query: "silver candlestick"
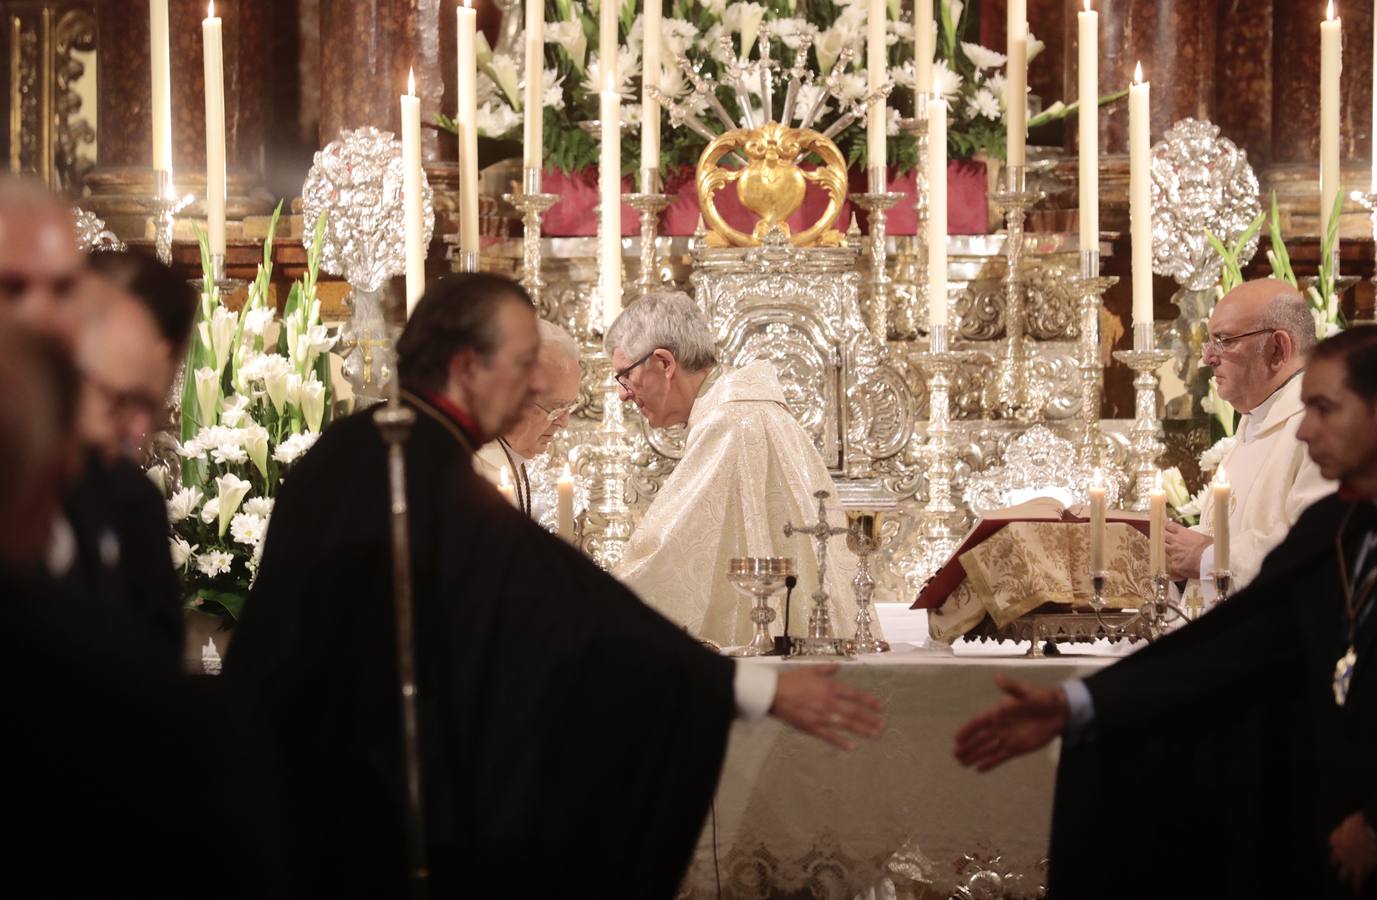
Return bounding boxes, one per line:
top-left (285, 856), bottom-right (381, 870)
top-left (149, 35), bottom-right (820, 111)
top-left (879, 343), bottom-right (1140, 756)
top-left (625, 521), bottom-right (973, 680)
top-left (582, 370), bottom-right (635, 571)
top-left (1069, 249), bottom-right (1118, 468)
top-left (894, 108), bottom-right (929, 341)
top-left (1112, 322), bottom-right (1173, 510)
top-left (783, 490), bottom-right (853, 657)
top-left (503, 167), bottom-right (559, 309)
top-left (986, 166), bottom-right (1046, 422)
top-left (852, 168), bottom-right (905, 344)
top-left (845, 511), bottom-right (889, 654)
top-left (153, 169), bottom-right (195, 267)
top-left (1212, 568), bottom-right (1233, 605)
top-left (911, 323), bottom-right (967, 586)
top-left (626, 185), bottom-right (672, 298)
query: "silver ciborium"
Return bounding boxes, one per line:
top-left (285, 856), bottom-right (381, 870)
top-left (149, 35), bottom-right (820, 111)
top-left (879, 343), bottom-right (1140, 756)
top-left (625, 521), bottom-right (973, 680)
top-left (726, 557), bottom-right (796, 657)
top-left (844, 511), bottom-right (889, 654)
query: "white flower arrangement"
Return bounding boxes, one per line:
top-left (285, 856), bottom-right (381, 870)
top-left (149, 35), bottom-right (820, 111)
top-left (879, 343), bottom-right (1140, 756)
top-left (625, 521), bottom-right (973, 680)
top-left (164, 206), bottom-right (335, 624)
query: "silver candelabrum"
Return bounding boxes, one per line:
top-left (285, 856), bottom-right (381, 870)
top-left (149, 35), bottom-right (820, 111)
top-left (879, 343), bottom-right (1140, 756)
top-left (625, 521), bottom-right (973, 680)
top-left (1112, 322), bottom-right (1173, 510)
top-left (986, 166), bottom-right (1046, 422)
top-left (503, 167), bottom-right (559, 309)
top-left (911, 323), bottom-right (967, 585)
top-left (1069, 249), bottom-right (1117, 468)
top-left (153, 169), bottom-right (195, 268)
top-left (581, 368), bottom-right (635, 571)
top-left (893, 109), bottom-right (929, 341)
top-left (845, 510), bottom-right (889, 654)
top-left (783, 490), bottom-right (853, 657)
top-left (852, 166), bottom-right (905, 344)
top-left (627, 168), bottom-right (672, 298)
top-left (1089, 572), bottom-right (1194, 641)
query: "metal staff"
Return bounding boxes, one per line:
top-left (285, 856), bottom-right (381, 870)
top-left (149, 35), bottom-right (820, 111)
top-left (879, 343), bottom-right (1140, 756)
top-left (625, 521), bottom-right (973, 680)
top-left (374, 322), bottom-right (429, 899)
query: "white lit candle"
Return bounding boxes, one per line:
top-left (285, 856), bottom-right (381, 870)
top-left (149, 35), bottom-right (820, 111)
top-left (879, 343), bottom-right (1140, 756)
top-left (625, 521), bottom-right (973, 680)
top-left (600, 0), bottom-right (618, 91)
top-left (498, 466), bottom-right (517, 507)
top-left (457, 1), bottom-right (481, 259)
top-left (1148, 469), bottom-right (1166, 577)
top-left (1005, 0), bottom-right (1027, 169)
top-left (1088, 468), bottom-right (1106, 573)
top-left (523, 0), bottom-right (544, 175)
top-left (1371, 0), bottom-right (1377, 190)
top-left (402, 69), bottom-right (425, 316)
top-left (640, 0), bottom-right (661, 191)
top-left (914, 0), bottom-right (933, 94)
top-left (1129, 62), bottom-right (1152, 326)
top-left (1321, 1), bottom-right (1342, 237)
top-left (202, 1), bottom-right (226, 258)
top-left (1212, 465), bottom-right (1232, 573)
top-left (150, 0), bottom-right (172, 183)
top-left (866, 0), bottom-right (887, 178)
top-left (1077, 0), bottom-right (1099, 254)
top-left (927, 93), bottom-right (947, 328)
top-left (599, 88), bottom-right (622, 330)
top-left (557, 462), bottom-right (575, 541)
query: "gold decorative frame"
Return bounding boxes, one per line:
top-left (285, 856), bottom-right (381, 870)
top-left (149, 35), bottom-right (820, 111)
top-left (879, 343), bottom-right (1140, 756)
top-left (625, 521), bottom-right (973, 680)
top-left (696, 121), bottom-right (847, 248)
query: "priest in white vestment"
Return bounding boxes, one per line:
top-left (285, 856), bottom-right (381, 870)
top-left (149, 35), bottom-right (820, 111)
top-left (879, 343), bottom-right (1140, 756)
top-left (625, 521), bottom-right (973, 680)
top-left (605, 292), bottom-right (873, 649)
top-left (1166, 279), bottom-right (1335, 596)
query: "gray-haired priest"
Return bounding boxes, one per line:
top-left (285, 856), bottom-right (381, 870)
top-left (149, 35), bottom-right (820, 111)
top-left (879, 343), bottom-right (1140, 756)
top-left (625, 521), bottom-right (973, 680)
top-left (606, 291), bottom-right (878, 649)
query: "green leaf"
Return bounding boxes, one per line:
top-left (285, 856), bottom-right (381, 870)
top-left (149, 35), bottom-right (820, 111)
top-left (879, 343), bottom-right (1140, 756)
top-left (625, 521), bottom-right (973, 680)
top-left (1268, 191), bottom-right (1297, 287)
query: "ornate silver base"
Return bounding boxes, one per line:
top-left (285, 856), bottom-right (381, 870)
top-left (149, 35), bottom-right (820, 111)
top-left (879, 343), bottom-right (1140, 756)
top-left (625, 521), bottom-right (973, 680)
top-left (1069, 250), bottom-right (1117, 468)
top-left (626, 192), bottom-right (672, 298)
top-left (908, 326), bottom-right (970, 587)
top-left (1112, 324), bottom-right (1173, 510)
top-left (503, 180), bottom-right (559, 309)
top-left (581, 366), bottom-right (635, 571)
top-left (1212, 568), bottom-right (1233, 605)
top-left (852, 185), bottom-right (905, 344)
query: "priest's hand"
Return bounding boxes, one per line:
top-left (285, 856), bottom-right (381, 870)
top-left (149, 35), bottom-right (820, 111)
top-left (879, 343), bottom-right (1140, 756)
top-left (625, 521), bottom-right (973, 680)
top-left (1330, 812), bottom-right (1377, 891)
top-left (770, 663), bottom-right (885, 751)
top-left (953, 673), bottom-right (1068, 772)
top-left (1165, 521), bottom-right (1212, 580)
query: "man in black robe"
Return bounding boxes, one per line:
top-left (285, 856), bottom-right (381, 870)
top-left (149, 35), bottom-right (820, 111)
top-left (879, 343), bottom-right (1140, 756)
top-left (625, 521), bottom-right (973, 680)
top-left (225, 273), bottom-right (885, 899)
top-left (952, 326), bottom-right (1377, 899)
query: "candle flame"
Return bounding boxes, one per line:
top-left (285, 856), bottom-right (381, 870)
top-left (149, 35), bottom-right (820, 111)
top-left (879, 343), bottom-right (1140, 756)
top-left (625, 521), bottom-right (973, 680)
top-left (1215, 464), bottom-right (1229, 486)
top-left (1133, 61), bottom-right (1144, 84)
top-left (562, 461), bottom-right (573, 479)
top-left (1083, 0), bottom-right (1092, 10)
top-left (463, 0), bottom-right (472, 8)
top-left (1327, 0), bottom-right (1336, 21)
top-left (407, 68), bottom-right (416, 97)
top-left (1091, 467), bottom-right (1104, 488)
top-left (208, 0), bottom-right (214, 17)
top-left (1153, 469), bottom-right (1163, 490)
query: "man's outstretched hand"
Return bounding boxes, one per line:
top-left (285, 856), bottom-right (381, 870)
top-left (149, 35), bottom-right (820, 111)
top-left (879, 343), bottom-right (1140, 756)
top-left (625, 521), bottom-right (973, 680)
top-left (954, 673), bottom-right (1069, 772)
top-left (770, 663), bottom-right (885, 751)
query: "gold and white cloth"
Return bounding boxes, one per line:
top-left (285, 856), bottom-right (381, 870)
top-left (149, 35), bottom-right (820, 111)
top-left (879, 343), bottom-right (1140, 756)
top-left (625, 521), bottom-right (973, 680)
top-left (615, 361), bottom-right (872, 648)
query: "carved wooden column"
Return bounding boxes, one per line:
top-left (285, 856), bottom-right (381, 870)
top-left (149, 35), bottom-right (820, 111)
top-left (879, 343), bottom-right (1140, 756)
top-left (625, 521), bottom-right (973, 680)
top-left (86, 0), bottom-right (271, 238)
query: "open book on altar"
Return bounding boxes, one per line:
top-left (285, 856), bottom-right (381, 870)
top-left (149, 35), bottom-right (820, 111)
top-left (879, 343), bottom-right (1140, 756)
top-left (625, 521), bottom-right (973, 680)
top-left (914, 497), bottom-right (1153, 643)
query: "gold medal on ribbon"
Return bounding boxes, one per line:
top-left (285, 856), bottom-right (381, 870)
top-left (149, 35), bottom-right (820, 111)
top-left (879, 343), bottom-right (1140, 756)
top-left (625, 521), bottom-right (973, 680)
top-left (1334, 645), bottom-right (1358, 706)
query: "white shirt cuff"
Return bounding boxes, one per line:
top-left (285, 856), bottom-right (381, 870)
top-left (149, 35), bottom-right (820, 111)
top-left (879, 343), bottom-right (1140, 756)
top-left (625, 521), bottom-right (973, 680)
top-left (1062, 678), bottom-right (1095, 737)
top-left (733, 661), bottom-right (778, 721)
top-left (1199, 544), bottom-right (1217, 603)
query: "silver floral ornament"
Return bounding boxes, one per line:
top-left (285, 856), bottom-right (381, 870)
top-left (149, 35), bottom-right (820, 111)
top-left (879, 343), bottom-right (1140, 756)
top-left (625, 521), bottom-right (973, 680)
top-left (300, 126), bottom-right (436, 293)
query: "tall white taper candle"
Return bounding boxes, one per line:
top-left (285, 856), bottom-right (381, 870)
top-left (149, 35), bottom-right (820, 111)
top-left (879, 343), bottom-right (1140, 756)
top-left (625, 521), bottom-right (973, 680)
top-left (599, 89), bottom-right (622, 330)
top-left (640, 0), bottom-right (661, 190)
top-left (927, 93), bottom-right (947, 327)
top-left (202, 2), bottom-right (226, 257)
top-left (1005, 0), bottom-right (1027, 168)
top-left (1129, 62), bottom-right (1152, 326)
top-left (402, 69), bottom-right (425, 316)
top-left (1077, 1), bottom-right (1099, 254)
top-left (457, 1), bottom-right (481, 258)
top-left (1321, 1), bottom-right (1343, 238)
top-left (523, 0), bottom-right (544, 174)
top-left (150, 0), bottom-right (173, 184)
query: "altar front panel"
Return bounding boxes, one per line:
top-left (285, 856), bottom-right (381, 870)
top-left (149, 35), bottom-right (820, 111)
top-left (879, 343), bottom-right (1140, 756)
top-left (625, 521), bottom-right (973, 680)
top-left (678, 648), bottom-right (1116, 900)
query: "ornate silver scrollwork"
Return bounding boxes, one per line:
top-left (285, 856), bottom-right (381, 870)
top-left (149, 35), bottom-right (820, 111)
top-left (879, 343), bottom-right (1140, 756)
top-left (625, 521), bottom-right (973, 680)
top-left (1151, 118), bottom-right (1261, 292)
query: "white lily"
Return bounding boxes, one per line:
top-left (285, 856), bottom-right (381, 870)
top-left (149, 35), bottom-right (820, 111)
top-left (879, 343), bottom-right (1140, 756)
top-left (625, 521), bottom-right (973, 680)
top-left (722, 2), bottom-right (766, 57)
top-left (546, 20), bottom-right (586, 72)
top-left (215, 472), bottom-right (252, 538)
top-left (204, 306), bottom-right (238, 374)
top-left (242, 306), bottom-right (273, 338)
top-left (240, 424), bottom-right (270, 478)
top-left (299, 376), bottom-right (326, 434)
top-left (485, 53), bottom-right (523, 108)
top-left (194, 367), bottom-right (220, 429)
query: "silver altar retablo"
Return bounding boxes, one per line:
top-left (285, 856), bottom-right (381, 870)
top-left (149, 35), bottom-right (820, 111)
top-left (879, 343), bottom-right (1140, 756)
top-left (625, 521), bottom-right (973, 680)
top-left (725, 557), bottom-right (796, 657)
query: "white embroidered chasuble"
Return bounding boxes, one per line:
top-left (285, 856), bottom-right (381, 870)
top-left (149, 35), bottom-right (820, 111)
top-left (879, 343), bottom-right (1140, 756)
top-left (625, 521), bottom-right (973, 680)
top-left (615, 360), bottom-right (873, 648)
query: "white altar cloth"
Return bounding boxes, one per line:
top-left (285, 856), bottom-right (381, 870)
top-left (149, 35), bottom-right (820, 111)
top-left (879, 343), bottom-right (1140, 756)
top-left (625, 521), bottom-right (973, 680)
top-left (678, 621), bottom-right (1136, 899)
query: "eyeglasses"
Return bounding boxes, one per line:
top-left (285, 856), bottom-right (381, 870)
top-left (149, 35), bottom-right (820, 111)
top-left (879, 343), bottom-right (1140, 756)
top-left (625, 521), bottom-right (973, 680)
top-left (533, 399), bottom-right (575, 423)
top-left (1203, 328), bottom-right (1276, 355)
top-left (614, 350), bottom-right (657, 390)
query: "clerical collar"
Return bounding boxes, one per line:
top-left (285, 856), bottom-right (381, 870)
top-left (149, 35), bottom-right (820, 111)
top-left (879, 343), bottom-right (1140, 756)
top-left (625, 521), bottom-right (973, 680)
top-left (408, 387), bottom-right (482, 447)
top-left (1238, 368), bottom-right (1303, 443)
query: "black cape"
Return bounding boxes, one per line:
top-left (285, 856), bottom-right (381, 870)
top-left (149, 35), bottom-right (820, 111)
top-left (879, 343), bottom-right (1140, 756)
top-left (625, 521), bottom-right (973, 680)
top-left (61, 454), bottom-right (185, 670)
top-left (1047, 494), bottom-right (1377, 899)
top-left (225, 391), bottom-right (736, 899)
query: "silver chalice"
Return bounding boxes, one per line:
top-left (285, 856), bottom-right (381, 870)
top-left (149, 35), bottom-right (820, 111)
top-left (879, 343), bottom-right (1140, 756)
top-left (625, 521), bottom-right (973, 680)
top-left (845, 511), bottom-right (889, 654)
top-left (726, 557), bottom-right (796, 657)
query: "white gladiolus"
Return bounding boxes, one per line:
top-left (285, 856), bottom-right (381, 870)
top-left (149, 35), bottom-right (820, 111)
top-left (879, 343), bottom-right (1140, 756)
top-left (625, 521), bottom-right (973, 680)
top-left (241, 424), bottom-right (270, 477)
top-left (256, 355), bottom-right (292, 413)
top-left (215, 473), bottom-right (252, 537)
top-left (205, 306), bottom-right (238, 374)
top-left (167, 487), bottom-right (204, 523)
top-left (286, 372), bottom-right (304, 408)
top-left (299, 376), bottom-right (326, 433)
top-left (242, 306), bottom-right (273, 337)
top-left (194, 367), bottom-right (220, 429)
